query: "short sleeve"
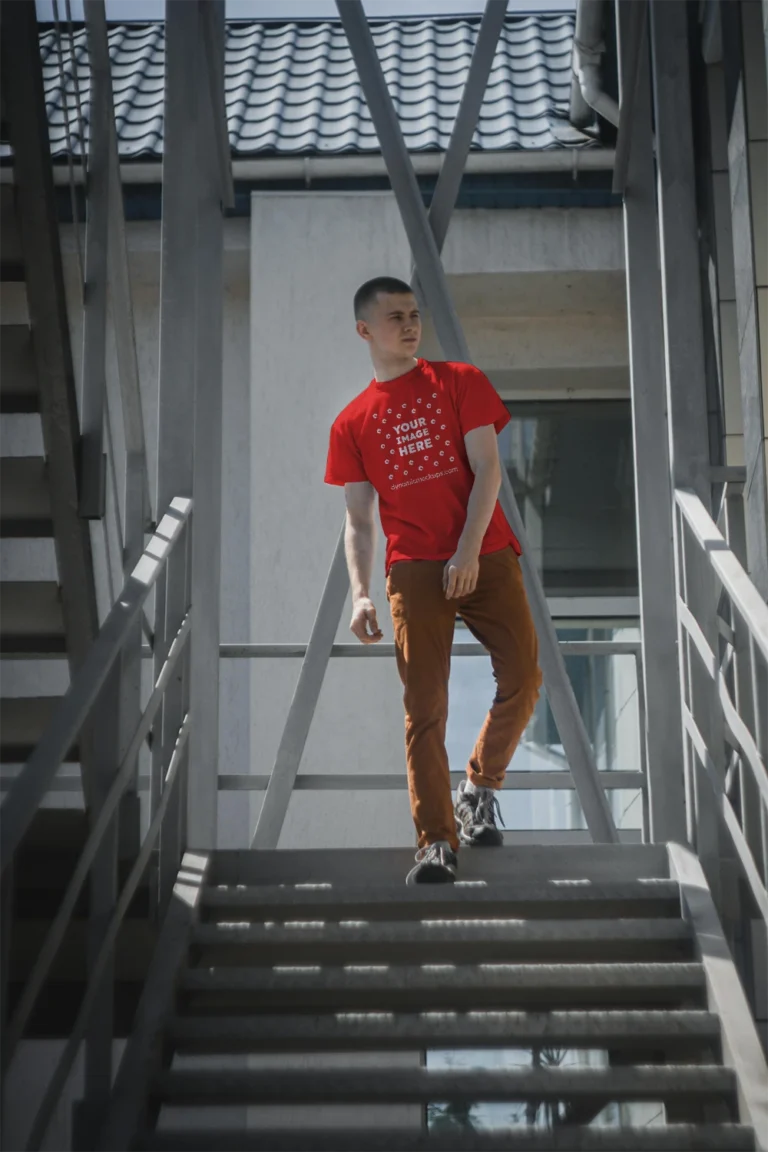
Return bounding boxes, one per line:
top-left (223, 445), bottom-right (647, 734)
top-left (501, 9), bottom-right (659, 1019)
top-left (452, 363), bottom-right (510, 437)
top-left (324, 418), bottom-right (369, 486)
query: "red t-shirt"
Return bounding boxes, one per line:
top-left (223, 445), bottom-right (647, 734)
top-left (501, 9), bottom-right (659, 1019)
top-left (324, 359), bottom-right (521, 574)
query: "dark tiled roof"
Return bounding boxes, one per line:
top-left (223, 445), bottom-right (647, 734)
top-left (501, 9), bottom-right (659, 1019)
top-left (37, 14), bottom-right (588, 160)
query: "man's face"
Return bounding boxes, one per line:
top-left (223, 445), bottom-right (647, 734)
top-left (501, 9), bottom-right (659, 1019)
top-left (357, 292), bottom-right (422, 357)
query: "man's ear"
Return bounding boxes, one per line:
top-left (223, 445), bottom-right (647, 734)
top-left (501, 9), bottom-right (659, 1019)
top-left (356, 319), bottom-right (371, 342)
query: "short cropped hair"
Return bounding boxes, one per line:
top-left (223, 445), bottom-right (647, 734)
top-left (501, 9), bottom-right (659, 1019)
top-left (353, 276), bottom-right (414, 320)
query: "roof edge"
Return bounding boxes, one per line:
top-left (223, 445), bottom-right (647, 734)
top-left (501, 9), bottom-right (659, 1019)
top-left (0, 147), bottom-right (614, 185)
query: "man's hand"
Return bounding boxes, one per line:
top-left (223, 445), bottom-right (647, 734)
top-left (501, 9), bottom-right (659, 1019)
top-left (443, 547), bottom-right (480, 599)
top-left (350, 596), bottom-right (383, 644)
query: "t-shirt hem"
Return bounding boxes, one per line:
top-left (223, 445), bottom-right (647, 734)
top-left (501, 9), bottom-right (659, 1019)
top-left (385, 537), bottom-right (521, 575)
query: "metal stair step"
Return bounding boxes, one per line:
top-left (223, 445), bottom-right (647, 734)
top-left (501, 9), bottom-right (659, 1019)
top-left (152, 1064), bottom-right (736, 1108)
top-left (180, 962), bottom-right (706, 1012)
top-left (0, 325), bottom-right (37, 413)
top-left (168, 1007), bottom-right (722, 1057)
top-left (191, 918), bottom-right (694, 966)
top-left (201, 880), bottom-right (684, 923)
top-left (0, 581), bottom-right (65, 654)
top-left (138, 1125), bottom-right (757, 1152)
top-left (0, 457), bottom-right (52, 537)
top-left (210, 845), bottom-right (670, 887)
top-left (0, 696), bottom-right (78, 762)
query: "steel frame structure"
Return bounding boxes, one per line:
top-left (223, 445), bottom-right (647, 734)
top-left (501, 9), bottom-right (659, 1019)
top-left (2, 2), bottom-right (768, 1142)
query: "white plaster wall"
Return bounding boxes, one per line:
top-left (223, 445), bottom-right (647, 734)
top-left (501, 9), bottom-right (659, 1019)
top-left (249, 192), bottom-right (415, 850)
top-left (440, 207), bottom-right (625, 275)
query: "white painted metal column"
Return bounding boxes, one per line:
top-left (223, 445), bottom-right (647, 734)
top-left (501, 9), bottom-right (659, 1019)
top-left (187, 0), bottom-right (231, 850)
top-left (616, 0), bottom-right (687, 845)
top-left (650, 0), bottom-right (726, 893)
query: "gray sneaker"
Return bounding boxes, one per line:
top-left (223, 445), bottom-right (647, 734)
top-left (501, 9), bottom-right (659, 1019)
top-left (455, 779), bottom-right (505, 846)
top-left (405, 841), bottom-right (458, 885)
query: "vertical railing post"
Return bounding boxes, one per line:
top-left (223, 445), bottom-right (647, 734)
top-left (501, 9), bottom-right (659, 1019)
top-left (187, 0), bottom-right (228, 850)
top-left (157, 1), bottom-right (228, 855)
top-left (84, 0), bottom-right (153, 861)
top-left (615, 0), bottom-right (687, 844)
top-left (155, 0), bottom-right (201, 868)
top-left (73, 666), bottom-right (121, 1150)
top-left (79, 5), bottom-right (108, 520)
top-left (650, 0), bottom-right (727, 893)
top-left (158, 536), bottom-right (187, 914)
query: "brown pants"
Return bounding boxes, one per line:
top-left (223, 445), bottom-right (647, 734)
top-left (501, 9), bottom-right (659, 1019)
top-left (386, 546), bottom-right (542, 852)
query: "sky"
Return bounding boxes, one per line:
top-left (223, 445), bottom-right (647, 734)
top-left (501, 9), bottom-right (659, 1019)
top-left (36, 0), bottom-right (575, 20)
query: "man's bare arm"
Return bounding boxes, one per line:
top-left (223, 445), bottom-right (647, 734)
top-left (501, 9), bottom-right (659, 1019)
top-left (444, 424), bottom-right (502, 599)
top-left (344, 481), bottom-right (383, 644)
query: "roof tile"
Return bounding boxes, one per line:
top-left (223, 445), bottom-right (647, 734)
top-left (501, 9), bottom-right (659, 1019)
top-left (34, 13), bottom-right (588, 160)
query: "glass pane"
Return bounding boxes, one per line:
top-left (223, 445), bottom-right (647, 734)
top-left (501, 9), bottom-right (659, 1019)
top-left (499, 401), bottom-right (637, 596)
top-left (447, 623), bottom-right (643, 833)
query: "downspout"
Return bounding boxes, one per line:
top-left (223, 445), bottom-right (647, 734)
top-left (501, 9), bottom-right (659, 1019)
top-left (570, 0), bottom-right (620, 129)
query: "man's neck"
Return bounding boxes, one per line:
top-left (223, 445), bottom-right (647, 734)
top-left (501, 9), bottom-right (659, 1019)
top-left (372, 352), bottom-right (419, 383)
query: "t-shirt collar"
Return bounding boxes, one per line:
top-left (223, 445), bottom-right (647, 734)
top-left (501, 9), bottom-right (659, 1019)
top-left (372, 358), bottom-right (424, 392)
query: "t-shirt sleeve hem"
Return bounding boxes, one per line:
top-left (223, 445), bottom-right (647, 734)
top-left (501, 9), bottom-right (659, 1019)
top-left (324, 473), bottom-right (368, 486)
top-left (462, 409), bottom-right (511, 436)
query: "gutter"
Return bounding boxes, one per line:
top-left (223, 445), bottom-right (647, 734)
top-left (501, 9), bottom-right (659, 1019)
top-left (0, 148), bottom-right (615, 186)
top-left (570, 0), bottom-right (620, 130)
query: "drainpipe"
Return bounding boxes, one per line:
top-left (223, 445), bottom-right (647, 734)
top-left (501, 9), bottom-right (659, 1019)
top-left (570, 0), bottom-right (620, 129)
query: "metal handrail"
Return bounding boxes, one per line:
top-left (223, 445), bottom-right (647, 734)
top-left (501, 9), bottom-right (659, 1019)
top-left (219, 640), bottom-right (643, 659)
top-left (674, 487), bottom-right (768, 925)
top-left (24, 715), bottom-right (191, 1152)
top-left (2, 611), bottom-right (191, 1068)
top-left (0, 498), bottom-right (191, 873)
top-left (0, 498), bottom-right (192, 1149)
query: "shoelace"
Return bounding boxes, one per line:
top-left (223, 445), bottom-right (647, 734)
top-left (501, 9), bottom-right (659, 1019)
top-left (475, 790), bottom-right (506, 828)
top-left (415, 843), bottom-right (451, 863)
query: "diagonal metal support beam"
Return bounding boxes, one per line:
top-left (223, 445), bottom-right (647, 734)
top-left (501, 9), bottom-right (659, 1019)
top-left (412, 0), bottom-right (508, 282)
top-left (250, 8), bottom-right (509, 853)
top-left (251, 0), bottom-right (618, 849)
top-left (338, 0), bottom-right (617, 845)
top-left (252, 525), bottom-right (350, 848)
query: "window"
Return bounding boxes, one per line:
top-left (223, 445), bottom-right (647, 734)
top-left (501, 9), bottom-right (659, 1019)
top-left (500, 401), bottom-right (637, 596)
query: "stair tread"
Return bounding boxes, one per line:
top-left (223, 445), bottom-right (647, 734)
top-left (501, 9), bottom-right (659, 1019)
top-left (210, 845), bottom-right (669, 887)
top-left (0, 580), bottom-right (64, 652)
top-left (139, 1126), bottom-right (757, 1152)
top-left (201, 880), bottom-right (683, 922)
top-left (192, 918), bottom-right (692, 965)
top-left (181, 962), bottom-right (706, 1012)
top-left (184, 961), bottom-right (704, 988)
top-left (155, 1063), bottom-right (736, 1104)
top-left (0, 457), bottom-right (52, 535)
top-left (0, 696), bottom-right (78, 761)
top-left (0, 324), bottom-right (37, 412)
top-left (169, 1007), bottom-right (722, 1053)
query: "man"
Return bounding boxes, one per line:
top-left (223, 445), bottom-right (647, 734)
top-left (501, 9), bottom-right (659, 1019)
top-left (325, 276), bottom-right (542, 885)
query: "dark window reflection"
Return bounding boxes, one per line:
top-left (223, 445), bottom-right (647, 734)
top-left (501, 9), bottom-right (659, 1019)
top-left (500, 401), bottom-right (637, 596)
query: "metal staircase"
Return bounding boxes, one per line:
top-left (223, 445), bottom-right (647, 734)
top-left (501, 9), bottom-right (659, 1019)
top-left (2, 2), bottom-right (768, 1150)
top-left (0, 60), bottom-right (99, 774)
top-left (99, 844), bottom-right (762, 1151)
